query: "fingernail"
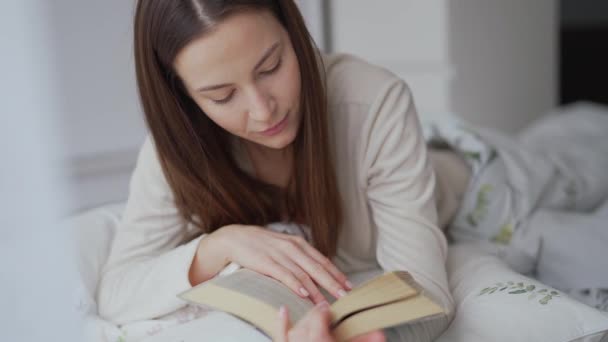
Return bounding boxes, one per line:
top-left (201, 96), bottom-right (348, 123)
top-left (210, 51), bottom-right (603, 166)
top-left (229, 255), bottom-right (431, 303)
top-left (299, 287), bottom-right (310, 297)
top-left (316, 301), bottom-right (329, 310)
top-left (345, 280), bottom-right (354, 290)
top-left (279, 305), bottom-right (287, 318)
top-left (337, 289), bottom-right (347, 297)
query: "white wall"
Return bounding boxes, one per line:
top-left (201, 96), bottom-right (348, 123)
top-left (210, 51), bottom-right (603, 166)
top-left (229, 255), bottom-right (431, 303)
top-left (52, 0), bottom-right (146, 212)
top-left (52, 0), bottom-right (146, 157)
top-left (330, 0), bottom-right (454, 121)
top-left (329, 0), bottom-right (558, 132)
top-left (448, 0), bottom-right (558, 132)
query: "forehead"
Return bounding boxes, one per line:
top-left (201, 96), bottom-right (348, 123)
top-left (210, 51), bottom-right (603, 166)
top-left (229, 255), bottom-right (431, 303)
top-left (174, 10), bottom-right (285, 89)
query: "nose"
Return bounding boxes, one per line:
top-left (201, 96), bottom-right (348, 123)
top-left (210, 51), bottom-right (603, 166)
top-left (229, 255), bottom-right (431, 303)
top-left (246, 86), bottom-right (275, 122)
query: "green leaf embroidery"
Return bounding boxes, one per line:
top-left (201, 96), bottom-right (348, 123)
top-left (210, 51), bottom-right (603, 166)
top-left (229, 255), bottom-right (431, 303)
top-left (509, 289), bottom-right (527, 294)
top-left (466, 184), bottom-right (493, 227)
top-left (115, 330), bottom-right (128, 342)
top-left (463, 151), bottom-right (482, 162)
top-left (540, 295), bottom-right (552, 305)
top-left (479, 287), bottom-right (491, 295)
top-left (492, 223), bottom-right (514, 245)
top-left (478, 281), bottom-right (559, 305)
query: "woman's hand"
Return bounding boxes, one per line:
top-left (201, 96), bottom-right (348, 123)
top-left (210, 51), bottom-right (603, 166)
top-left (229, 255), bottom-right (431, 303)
top-left (275, 303), bottom-right (386, 342)
top-left (204, 224), bottom-right (352, 304)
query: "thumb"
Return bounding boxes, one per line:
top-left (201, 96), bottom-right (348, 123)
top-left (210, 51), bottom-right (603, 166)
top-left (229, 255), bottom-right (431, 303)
top-left (274, 305), bottom-right (290, 342)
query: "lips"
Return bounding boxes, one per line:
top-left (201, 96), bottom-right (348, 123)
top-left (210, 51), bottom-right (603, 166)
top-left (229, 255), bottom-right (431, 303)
top-left (260, 114), bottom-right (288, 136)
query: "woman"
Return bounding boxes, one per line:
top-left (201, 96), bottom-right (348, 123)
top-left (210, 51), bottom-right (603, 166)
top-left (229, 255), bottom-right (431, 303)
top-left (98, 0), bottom-right (455, 340)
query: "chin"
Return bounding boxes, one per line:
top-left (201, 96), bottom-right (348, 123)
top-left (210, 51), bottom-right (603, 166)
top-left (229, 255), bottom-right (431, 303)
top-left (259, 127), bottom-right (298, 150)
top-left (266, 133), bottom-right (296, 149)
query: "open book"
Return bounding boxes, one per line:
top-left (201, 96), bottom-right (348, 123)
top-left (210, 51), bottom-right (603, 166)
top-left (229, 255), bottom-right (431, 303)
top-left (179, 269), bottom-right (445, 341)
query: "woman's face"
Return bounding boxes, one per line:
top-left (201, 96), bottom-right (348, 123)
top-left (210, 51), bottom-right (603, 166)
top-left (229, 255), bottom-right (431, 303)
top-left (174, 10), bottom-right (302, 151)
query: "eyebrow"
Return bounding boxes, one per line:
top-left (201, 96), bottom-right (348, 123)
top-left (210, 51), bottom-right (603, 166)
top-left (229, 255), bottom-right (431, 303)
top-left (196, 42), bottom-right (281, 92)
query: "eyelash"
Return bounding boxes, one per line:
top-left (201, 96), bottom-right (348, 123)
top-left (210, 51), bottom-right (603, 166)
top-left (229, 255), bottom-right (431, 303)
top-left (261, 58), bottom-right (282, 76)
top-left (213, 90), bottom-right (235, 105)
top-left (212, 59), bottom-right (282, 105)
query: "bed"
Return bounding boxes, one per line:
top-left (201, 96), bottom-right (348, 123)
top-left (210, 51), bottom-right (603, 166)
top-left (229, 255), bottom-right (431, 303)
top-left (68, 201), bottom-right (608, 342)
top-left (68, 103), bottom-right (608, 341)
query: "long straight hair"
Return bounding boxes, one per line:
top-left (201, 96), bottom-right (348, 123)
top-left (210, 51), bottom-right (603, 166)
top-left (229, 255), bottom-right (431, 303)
top-left (133, 0), bottom-right (342, 257)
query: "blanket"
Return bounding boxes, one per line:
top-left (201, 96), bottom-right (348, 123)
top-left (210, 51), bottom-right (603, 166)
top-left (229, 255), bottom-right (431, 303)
top-left (423, 102), bottom-right (608, 311)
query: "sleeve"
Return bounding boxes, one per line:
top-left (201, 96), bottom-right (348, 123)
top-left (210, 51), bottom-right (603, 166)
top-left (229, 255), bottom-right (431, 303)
top-left (362, 80), bottom-right (455, 319)
top-left (97, 136), bottom-right (205, 325)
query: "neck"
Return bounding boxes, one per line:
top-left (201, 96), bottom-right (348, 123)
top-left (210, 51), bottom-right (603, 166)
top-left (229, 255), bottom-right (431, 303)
top-left (244, 140), bottom-right (292, 164)
top-left (241, 139), bottom-right (294, 189)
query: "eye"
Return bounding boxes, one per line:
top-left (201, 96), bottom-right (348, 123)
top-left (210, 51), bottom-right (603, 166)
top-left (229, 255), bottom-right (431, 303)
top-left (260, 58), bottom-right (282, 76)
top-left (212, 90), bottom-right (235, 105)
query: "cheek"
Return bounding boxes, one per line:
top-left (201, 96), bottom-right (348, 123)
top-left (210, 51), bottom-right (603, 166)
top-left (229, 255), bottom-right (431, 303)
top-left (279, 58), bottom-right (301, 108)
top-left (195, 101), bottom-right (247, 134)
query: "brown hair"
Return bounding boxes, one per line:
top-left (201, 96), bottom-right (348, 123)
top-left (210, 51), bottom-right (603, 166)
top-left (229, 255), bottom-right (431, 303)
top-left (133, 0), bottom-right (342, 256)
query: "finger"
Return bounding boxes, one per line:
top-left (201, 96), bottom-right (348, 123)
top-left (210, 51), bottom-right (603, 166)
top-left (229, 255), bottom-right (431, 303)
top-left (288, 235), bottom-right (352, 290)
top-left (305, 302), bottom-right (334, 342)
top-left (279, 241), bottom-right (347, 299)
top-left (274, 305), bottom-right (289, 342)
top-left (291, 302), bottom-right (333, 342)
top-left (259, 260), bottom-right (310, 300)
top-left (274, 256), bottom-right (327, 304)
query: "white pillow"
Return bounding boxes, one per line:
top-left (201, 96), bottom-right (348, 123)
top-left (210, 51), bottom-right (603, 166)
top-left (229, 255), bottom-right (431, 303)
top-left (437, 243), bottom-right (608, 342)
top-left (64, 204), bottom-right (130, 342)
top-left (64, 203), bottom-right (124, 315)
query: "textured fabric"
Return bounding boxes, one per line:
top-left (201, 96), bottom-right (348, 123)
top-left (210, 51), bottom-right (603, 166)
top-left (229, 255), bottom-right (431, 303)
top-left (436, 243), bottom-right (608, 342)
top-left (97, 53), bottom-right (454, 339)
top-left (434, 103), bottom-right (608, 313)
top-left (440, 105), bottom-right (608, 274)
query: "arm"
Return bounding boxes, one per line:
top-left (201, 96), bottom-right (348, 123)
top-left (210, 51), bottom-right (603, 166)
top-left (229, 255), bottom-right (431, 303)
top-left (362, 80), bottom-right (455, 318)
top-left (97, 137), bottom-right (348, 324)
top-left (97, 137), bottom-right (206, 324)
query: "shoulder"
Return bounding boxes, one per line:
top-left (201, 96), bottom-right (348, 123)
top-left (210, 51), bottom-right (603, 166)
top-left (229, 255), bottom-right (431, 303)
top-left (320, 52), bottom-right (416, 141)
top-left (136, 135), bottom-right (161, 174)
top-left (131, 134), bottom-right (173, 198)
top-left (321, 52), bottom-right (408, 107)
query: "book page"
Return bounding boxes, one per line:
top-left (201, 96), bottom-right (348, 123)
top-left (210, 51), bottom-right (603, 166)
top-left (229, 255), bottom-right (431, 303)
top-left (209, 269), bottom-right (313, 318)
top-left (333, 294), bottom-right (445, 341)
top-left (330, 271), bottom-right (420, 324)
top-left (179, 269), bottom-right (314, 338)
